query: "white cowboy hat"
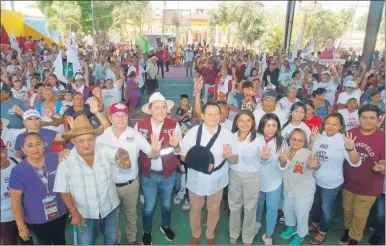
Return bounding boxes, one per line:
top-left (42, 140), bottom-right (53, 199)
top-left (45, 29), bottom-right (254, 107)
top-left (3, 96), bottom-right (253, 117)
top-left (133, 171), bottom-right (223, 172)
top-left (141, 92), bottom-right (174, 114)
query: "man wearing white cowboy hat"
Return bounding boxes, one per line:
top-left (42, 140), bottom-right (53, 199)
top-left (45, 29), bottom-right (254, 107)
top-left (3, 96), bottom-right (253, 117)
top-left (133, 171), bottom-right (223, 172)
top-left (95, 102), bottom-right (164, 245)
top-left (337, 80), bottom-right (366, 109)
top-left (135, 92), bottom-right (183, 245)
top-left (54, 117), bottom-right (132, 245)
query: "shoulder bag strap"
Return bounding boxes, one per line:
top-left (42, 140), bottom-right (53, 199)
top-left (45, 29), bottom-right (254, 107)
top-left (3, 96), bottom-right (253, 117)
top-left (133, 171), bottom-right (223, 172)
top-left (205, 124), bottom-right (222, 149)
top-left (195, 124), bottom-right (203, 146)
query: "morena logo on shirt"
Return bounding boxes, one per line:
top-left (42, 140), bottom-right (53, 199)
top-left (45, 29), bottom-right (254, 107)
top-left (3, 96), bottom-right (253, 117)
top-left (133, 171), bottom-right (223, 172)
top-left (320, 144), bottom-right (329, 149)
top-left (126, 137), bottom-right (135, 142)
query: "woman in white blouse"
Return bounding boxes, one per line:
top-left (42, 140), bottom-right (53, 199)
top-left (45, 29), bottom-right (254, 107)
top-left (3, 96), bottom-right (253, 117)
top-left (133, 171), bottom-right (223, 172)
top-left (338, 98), bottom-right (359, 131)
top-left (228, 110), bottom-right (262, 245)
top-left (276, 86), bottom-right (300, 117)
top-left (308, 113), bottom-right (361, 245)
top-left (280, 128), bottom-right (320, 245)
top-left (255, 113), bottom-right (288, 245)
top-left (281, 102), bottom-right (312, 143)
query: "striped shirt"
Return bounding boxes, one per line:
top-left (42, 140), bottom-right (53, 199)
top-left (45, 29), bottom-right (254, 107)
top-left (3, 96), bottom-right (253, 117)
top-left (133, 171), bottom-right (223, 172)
top-left (53, 144), bottom-right (120, 219)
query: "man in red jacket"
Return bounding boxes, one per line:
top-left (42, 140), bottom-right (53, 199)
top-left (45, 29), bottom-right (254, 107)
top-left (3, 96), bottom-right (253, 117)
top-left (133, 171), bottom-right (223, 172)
top-left (155, 46), bottom-right (165, 78)
top-left (135, 92), bottom-right (183, 245)
top-left (340, 104), bottom-right (385, 245)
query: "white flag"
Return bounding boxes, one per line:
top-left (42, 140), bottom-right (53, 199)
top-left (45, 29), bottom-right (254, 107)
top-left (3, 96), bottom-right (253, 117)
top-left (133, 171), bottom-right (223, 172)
top-left (9, 31), bottom-right (20, 53)
top-left (66, 25), bottom-right (82, 74)
top-left (300, 39), bottom-right (315, 59)
top-left (53, 51), bottom-right (68, 83)
top-left (260, 52), bottom-right (266, 82)
top-left (291, 28), bottom-right (304, 62)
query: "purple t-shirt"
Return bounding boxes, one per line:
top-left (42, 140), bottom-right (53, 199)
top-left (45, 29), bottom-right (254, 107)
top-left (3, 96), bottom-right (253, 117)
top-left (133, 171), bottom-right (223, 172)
top-left (14, 128), bottom-right (57, 153)
top-left (9, 152), bottom-right (68, 224)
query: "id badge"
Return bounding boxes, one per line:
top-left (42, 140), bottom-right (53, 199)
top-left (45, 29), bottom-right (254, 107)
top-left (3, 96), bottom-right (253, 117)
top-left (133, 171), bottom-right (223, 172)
top-left (42, 195), bottom-right (59, 220)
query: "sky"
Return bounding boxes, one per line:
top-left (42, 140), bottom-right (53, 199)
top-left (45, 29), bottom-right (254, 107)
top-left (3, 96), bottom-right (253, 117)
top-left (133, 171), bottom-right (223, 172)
top-left (2, 1), bottom-right (371, 19)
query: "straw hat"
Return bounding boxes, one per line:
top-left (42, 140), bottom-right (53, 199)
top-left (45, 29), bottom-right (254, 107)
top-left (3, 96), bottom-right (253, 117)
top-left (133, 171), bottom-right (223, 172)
top-left (141, 92), bottom-right (174, 114)
top-left (61, 118), bottom-right (104, 140)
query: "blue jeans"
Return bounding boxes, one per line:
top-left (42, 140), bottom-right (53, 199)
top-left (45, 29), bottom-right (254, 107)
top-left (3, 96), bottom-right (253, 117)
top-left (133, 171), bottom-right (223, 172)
top-left (78, 206), bottom-right (119, 245)
top-left (256, 184), bottom-right (283, 235)
top-left (311, 184), bottom-right (342, 233)
top-left (175, 172), bottom-right (182, 194)
top-left (141, 172), bottom-right (176, 233)
top-left (374, 194), bottom-right (385, 242)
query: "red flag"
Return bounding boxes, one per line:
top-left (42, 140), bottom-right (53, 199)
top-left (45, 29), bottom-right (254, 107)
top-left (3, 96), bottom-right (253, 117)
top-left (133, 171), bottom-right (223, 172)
top-left (1, 24), bottom-right (10, 45)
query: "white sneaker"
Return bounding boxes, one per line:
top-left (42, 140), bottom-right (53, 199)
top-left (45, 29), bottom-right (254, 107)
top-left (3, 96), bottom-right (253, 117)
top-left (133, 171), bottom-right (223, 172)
top-left (262, 234), bottom-right (272, 245)
top-left (255, 221), bottom-right (262, 235)
top-left (182, 199), bottom-right (191, 210)
top-left (140, 194), bottom-right (144, 204)
top-left (174, 196), bottom-right (182, 205)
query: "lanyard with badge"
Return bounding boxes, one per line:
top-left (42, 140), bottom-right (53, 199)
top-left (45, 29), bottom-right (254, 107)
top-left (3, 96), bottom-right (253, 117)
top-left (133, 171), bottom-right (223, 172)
top-left (30, 159), bottom-right (60, 220)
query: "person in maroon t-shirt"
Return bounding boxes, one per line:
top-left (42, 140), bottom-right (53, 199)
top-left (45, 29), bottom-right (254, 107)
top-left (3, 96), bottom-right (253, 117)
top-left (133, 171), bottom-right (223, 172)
top-left (155, 46), bottom-right (165, 78)
top-left (340, 104), bottom-right (385, 245)
top-left (198, 60), bottom-right (218, 103)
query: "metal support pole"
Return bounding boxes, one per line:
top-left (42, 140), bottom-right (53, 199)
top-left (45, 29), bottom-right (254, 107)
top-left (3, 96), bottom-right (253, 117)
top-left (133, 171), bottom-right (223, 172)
top-left (91, 0), bottom-right (95, 43)
top-left (362, 0), bottom-right (384, 69)
top-left (162, 1), bottom-right (166, 45)
top-left (284, 0), bottom-right (296, 54)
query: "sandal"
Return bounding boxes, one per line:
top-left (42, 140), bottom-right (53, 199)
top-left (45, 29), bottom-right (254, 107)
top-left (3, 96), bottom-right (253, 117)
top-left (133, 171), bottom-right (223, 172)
top-left (230, 237), bottom-right (237, 245)
top-left (310, 233), bottom-right (326, 245)
top-left (309, 223), bottom-right (320, 233)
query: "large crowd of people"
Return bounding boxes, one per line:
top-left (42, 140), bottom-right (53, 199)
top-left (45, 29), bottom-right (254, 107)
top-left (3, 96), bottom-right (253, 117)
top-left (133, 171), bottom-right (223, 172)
top-left (0, 37), bottom-right (385, 246)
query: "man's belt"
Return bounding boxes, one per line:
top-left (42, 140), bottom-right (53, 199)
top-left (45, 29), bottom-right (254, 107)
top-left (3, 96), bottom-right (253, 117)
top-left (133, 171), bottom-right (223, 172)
top-left (150, 170), bottom-right (163, 176)
top-left (115, 180), bottom-right (134, 188)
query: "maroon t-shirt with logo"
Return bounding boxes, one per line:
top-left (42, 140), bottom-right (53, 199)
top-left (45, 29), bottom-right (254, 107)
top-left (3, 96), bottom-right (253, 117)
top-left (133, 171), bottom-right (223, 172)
top-left (343, 127), bottom-right (385, 197)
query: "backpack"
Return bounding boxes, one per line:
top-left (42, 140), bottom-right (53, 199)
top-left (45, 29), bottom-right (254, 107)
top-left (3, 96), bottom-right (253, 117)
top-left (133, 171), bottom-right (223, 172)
top-left (185, 124), bottom-right (226, 175)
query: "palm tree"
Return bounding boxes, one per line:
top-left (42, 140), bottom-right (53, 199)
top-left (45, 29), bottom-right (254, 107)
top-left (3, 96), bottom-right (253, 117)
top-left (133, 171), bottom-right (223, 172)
top-left (261, 25), bottom-right (284, 52)
top-left (44, 1), bottom-right (82, 44)
top-left (209, 2), bottom-right (239, 44)
top-left (111, 1), bottom-right (152, 42)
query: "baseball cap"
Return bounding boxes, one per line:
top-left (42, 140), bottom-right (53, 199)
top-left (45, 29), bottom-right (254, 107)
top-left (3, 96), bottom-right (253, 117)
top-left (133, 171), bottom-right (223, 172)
top-left (0, 83), bottom-right (11, 91)
top-left (345, 80), bottom-right (357, 88)
top-left (74, 74), bottom-right (84, 81)
top-left (12, 76), bottom-right (22, 83)
top-left (322, 71), bottom-right (331, 77)
top-left (262, 89), bottom-right (276, 100)
top-left (23, 109), bottom-right (41, 121)
top-left (109, 102), bottom-right (129, 115)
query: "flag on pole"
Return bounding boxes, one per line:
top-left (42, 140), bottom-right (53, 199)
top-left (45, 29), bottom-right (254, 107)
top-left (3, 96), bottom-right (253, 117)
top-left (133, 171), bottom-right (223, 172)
top-left (9, 31), bottom-right (20, 53)
top-left (291, 28), bottom-right (304, 62)
top-left (66, 25), bottom-right (82, 74)
top-left (53, 51), bottom-right (68, 83)
top-left (300, 39), bottom-right (315, 60)
top-left (259, 52), bottom-right (266, 82)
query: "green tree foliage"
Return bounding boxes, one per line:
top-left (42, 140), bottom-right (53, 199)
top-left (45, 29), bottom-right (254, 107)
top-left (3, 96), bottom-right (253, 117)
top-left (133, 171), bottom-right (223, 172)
top-left (111, 1), bottom-right (152, 41)
top-left (292, 5), bottom-right (354, 50)
top-left (40, 1), bottom-right (82, 43)
top-left (356, 13), bottom-right (368, 32)
top-left (233, 2), bottom-right (265, 46)
top-left (208, 2), bottom-right (239, 44)
top-left (261, 25), bottom-right (284, 51)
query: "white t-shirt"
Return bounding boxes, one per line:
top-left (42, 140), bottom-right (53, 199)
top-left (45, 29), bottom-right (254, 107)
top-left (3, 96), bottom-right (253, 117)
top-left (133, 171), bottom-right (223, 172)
top-left (1, 128), bottom-right (25, 158)
top-left (1, 162), bottom-right (16, 222)
top-left (231, 132), bottom-right (262, 173)
top-left (218, 75), bottom-right (233, 95)
top-left (338, 109), bottom-right (359, 131)
top-left (312, 132), bottom-right (361, 189)
top-left (253, 107), bottom-right (287, 129)
top-left (313, 80), bottom-right (338, 106)
top-left (276, 97), bottom-right (300, 118)
top-left (102, 87), bottom-right (122, 108)
top-left (336, 89), bottom-right (363, 105)
top-left (281, 121), bottom-right (311, 143)
top-left (11, 86), bottom-right (28, 102)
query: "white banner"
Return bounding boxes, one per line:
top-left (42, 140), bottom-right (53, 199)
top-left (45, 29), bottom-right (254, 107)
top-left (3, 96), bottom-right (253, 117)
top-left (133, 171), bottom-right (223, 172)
top-left (53, 51), bottom-right (68, 83)
top-left (9, 31), bottom-right (20, 53)
top-left (300, 39), bottom-right (314, 59)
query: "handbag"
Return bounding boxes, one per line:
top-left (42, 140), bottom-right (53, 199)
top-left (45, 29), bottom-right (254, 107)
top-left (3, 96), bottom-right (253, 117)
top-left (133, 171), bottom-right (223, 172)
top-left (185, 124), bottom-right (226, 174)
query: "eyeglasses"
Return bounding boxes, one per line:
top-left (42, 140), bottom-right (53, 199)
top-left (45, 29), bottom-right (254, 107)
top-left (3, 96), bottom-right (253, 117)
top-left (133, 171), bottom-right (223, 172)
top-left (26, 117), bottom-right (40, 121)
